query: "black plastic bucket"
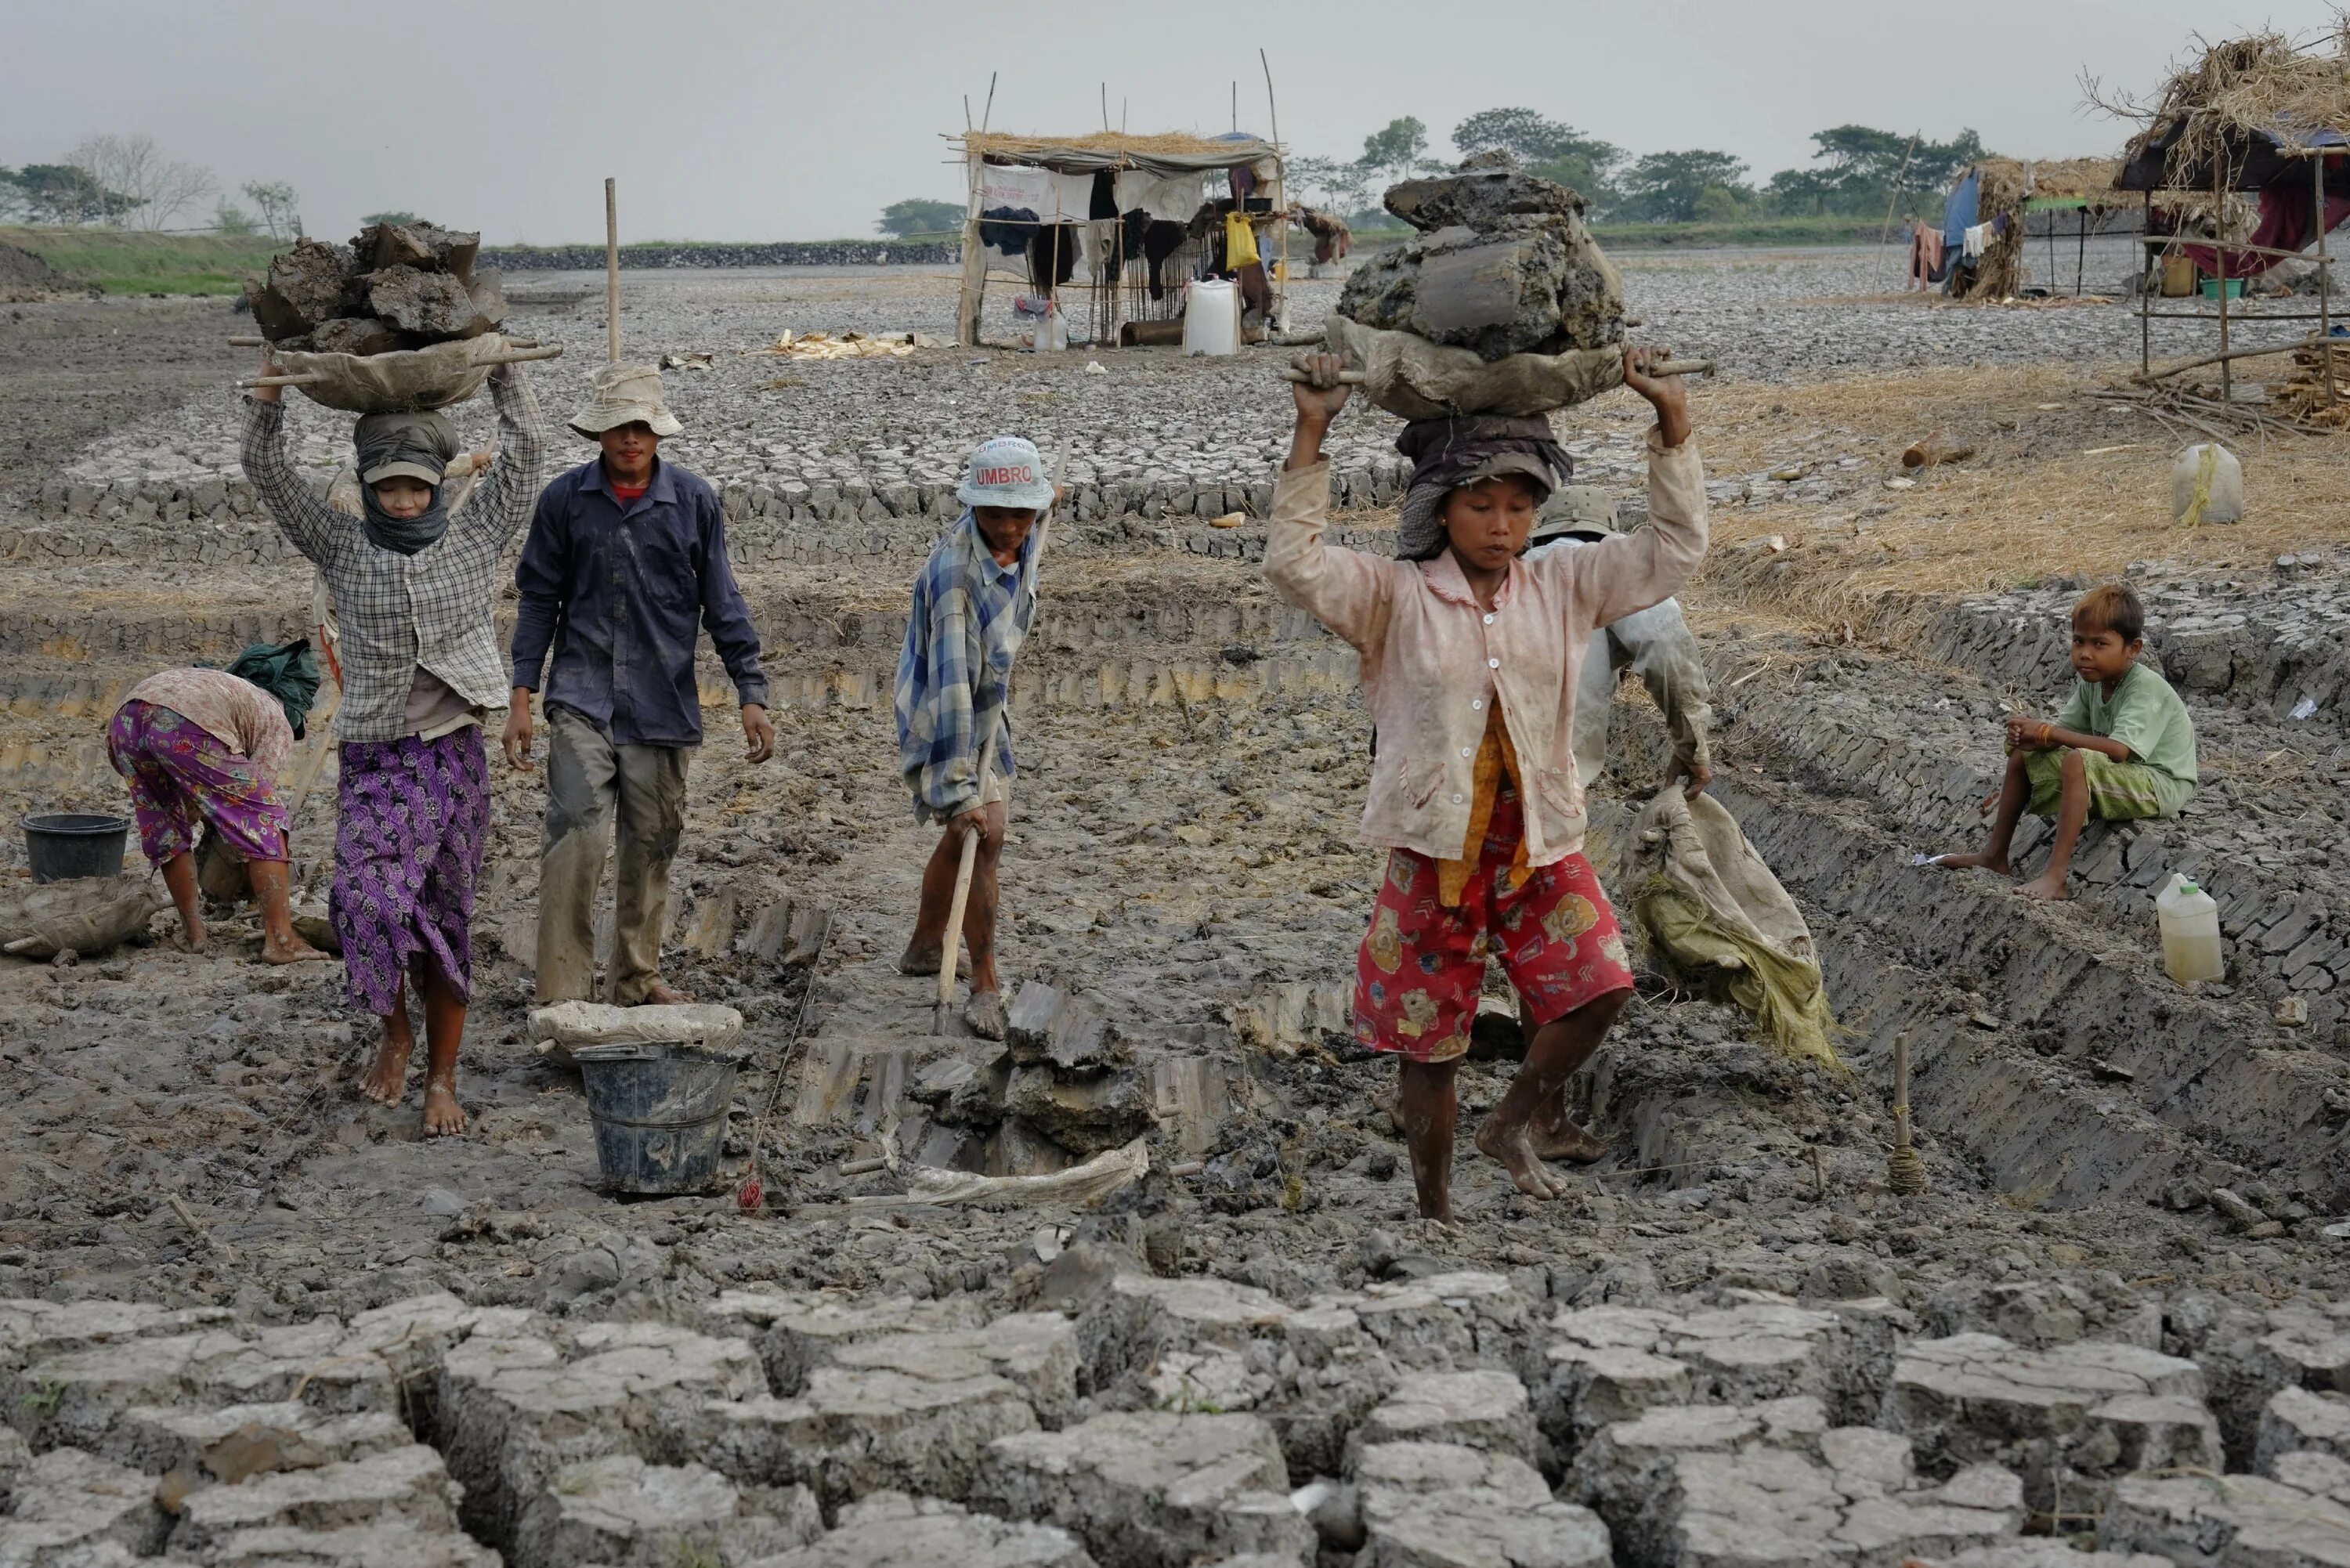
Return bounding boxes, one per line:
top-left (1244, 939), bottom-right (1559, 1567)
top-left (575, 1042), bottom-right (739, 1194)
top-left (22, 814), bottom-right (131, 884)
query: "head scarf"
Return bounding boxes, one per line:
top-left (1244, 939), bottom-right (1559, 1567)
top-left (224, 638), bottom-right (320, 739)
top-left (1393, 414), bottom-right (1573, 562)
top-left (352, 410), bottom-right (458, 556)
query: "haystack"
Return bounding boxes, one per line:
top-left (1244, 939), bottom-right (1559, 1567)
top-left (1950, 157), bottom-right (2121, 301)
top-left (2114, 23), bottom-right (2350, 193)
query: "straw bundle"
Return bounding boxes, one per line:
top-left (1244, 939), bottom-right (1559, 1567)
top-left (2119, 23), bottom-right (2350, 188)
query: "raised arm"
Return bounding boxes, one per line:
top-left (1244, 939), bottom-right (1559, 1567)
top-left (240, 363), bottom-right (341, 567)
top-left (456, 360), bottom-right (547, 547)
top-left (1263, 352), bottom-right (1395, 654)
top-left (1554, 347), bottom-right (1709, 634)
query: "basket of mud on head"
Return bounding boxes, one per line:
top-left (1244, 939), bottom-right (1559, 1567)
top-left (573, 1039), bottom-right (743, 1194)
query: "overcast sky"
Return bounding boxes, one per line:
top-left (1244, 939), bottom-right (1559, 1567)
top-left (4, 0), bottom-right (2341, 243)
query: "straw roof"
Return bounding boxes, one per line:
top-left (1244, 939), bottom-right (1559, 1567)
top-left (1965, 155), bottom-right (2134, 208)
top-left (959, 130), bottom-right (1276, 160)
top-left (2117, 24), bottom-right (2350, 187)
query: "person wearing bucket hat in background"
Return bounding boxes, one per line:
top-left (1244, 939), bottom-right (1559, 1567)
top-left (508, 363), bottom-right (774, 1012)
top-left (893, 435), bottom-right (1057, 1040)
top-left (244, 352), bottom-right (547, 1139)
top-left (1266, 346), bottom-right (1707, 1223)
top-left (106, 663), bottom-right (326, 965)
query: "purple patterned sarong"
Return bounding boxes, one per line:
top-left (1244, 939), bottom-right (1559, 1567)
top-left (107, 700), bottom-right (289, 865)
top-left (331, 728), bottom-right (490, 1016)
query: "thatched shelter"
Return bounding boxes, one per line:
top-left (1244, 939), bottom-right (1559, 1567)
top-left (1933, 157), bottom-right (2122, 299)
top-left (948, 128), bottom-right (1287, 349)
top-left (2104, 24), bottom-right (2350, 385)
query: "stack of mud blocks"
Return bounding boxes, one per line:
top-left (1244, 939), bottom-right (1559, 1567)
top-left (245, 221), bottom-right (506, 356)
top-left (2, 1278), bottom-right (2350, 1563)
top-left (1336, 152), bottom-right (1625, 370)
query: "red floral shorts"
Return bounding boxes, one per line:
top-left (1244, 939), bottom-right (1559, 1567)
top-left (1351, 795), bottom-right (1634, 1064)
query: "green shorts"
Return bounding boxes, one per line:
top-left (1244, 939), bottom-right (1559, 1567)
top-left (2023, 746), bottom-right (2190, 821)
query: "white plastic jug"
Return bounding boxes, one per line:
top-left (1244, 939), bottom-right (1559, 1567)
top-left (2171, 443), bottom-right (2243, 525)
top-left (2157, 873), bottom-right (2224, 985)
top-left (1183, 279), bottom-right (1240, 356)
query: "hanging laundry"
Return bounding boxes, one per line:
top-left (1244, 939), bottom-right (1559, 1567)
top-left (1118, 171), bottom-right (1202, 222)
top-left (1962, 222), bottom-right (1989, 261)
top-left (1088, 171), bottom-right (1119, 220)
top-left (1048, 172), bottom-right (1094, 222)
top-left (978, 208), bottom-right (1039, 256)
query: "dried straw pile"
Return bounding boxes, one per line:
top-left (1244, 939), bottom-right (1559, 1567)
top-left (2120, 24), bottom-right (2350, 187)
top-left (1954, 157), bottom-right (2120, 301)
top-left (959, 130), bottom-right (1274, 161)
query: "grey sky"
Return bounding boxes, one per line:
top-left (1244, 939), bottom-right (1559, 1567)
top-left (4, 0), bottom-right (2340, 243)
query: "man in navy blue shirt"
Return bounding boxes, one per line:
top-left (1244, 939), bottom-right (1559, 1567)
top-left (506, 363), bottom-right (773, 1006)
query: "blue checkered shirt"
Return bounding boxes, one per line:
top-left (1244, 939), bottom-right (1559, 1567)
top-left (895, 512), bottom-right (1036, 822)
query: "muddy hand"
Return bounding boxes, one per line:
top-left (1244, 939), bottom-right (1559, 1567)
top-left (501, 691), bottom-right (535, 770)
top-left (252, 348), bottom-right (284, 405)
top-left (743, 703), bottom-right (775, 764)
top-left (1288, 352), bottom-right (1354, 421)
top-left (1622, 345), bottom-right (1690, 446)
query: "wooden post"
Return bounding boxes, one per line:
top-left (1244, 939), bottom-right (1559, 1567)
top-left (2077, 208), bottom-right (2088, 295)
top-left (604, 178), bottom-right (620, 363)
top-left (2141, 192), bottom-right (2152, 376)
top-left (981, 70), bottom-right (996, 132)
top-left (957, 152), bottom-right (986, 349)
top-left (1261, 49), bottom-right (1287, 331)
top-left (1875, 131), bottom-right (1918, 290)
top-left (2216, 161), bottom-right (2232, 402)
top-left (2319, 150), bottom-right (2335, 406)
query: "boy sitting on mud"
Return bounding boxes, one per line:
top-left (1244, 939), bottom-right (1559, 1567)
top-left (893, 438), bottom-right (1051, 1040)
top-left (1940, 583), bottom-right (2196, 901)
top-left (1268, 349), bottom-right (1708, 1223)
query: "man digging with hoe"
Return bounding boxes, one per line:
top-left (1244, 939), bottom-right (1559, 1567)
top-left (1270, 348), bottom-right (1708, 1221)
top-left (894, 437), bottom-right (1054, 1040)
top-left (507, 363), bottom-right (774, 1008)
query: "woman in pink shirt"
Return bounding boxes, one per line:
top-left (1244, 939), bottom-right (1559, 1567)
top-left (1267, 347), bottom-right (1707, 1221)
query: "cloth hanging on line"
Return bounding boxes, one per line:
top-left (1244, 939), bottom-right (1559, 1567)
top-left (978, 208), bottom-right (1039, 255)
top-left (979, 164), bottom-right (1053, 213)
top-left (1119, 170), bottom-right (1202, 221)
top-left (1907, 219), bottom-right (1947, 289)
top-left (1049, 172), bottom-right (1094, 221)
top-left (1961, 222), bottom-right (1989, 261)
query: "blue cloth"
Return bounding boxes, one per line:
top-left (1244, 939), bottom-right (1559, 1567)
top-left (894, 511), bottom-right (1037, 822)
top-left (511, 457), bottom-right (768, 748)
top-left (1941, 170), bottom-right (1980, 260)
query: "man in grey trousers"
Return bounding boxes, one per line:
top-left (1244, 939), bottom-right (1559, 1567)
top-left (505, 363), bottom-right (775, 1006)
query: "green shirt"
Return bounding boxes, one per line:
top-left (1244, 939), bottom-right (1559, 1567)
top-left (2055, 659), bottom-right (2198, 807)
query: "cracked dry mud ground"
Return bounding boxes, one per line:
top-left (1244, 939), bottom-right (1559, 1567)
top-left (0, 265), bottom-right (2347, 1566)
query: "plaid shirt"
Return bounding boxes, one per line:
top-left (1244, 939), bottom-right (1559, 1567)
top-left (243, 370), bottom-right (545, 742)
top-left (894, 512), bottom-right (1037, 822)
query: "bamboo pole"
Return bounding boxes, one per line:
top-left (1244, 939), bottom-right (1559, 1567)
top-left (2216, 160), bottom-right (2232, 402)
top-left (604, 178), bottom-right (620, 363)
top-left (1262, 48), bottom-right (1287, 332)
top-left (2141, 193), bottom-right (2152, 376)
top-left (981, 71), bottom-right (996, 132)
top-left (1875, 131), bottom-right (1918, 290)
top-left (957, 152), bottom-right (986, 349)
top-left (2318, 153), bottom-right (2334, 406)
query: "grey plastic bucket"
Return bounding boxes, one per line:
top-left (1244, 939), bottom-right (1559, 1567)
top-left (23, 814), bottom-right (131, 884)
top-left (575, 1042), bottom-right (739, 1194)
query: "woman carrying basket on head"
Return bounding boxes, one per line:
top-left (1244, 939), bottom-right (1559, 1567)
top-left (1265, 345), bottom-right (1708, 1223)
top-left (242, 355), bottom-right (545, 1137)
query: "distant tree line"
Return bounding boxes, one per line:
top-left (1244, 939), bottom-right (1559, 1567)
top-left (1282, 111), bottom-right (1983, 228)
top-left (1, 132), bottom-right (305, 239)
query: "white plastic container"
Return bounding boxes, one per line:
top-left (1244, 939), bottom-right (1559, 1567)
top-left (2157, 873), bottom-right (2224, 985)
top-left (2171, 442), bottom-right (2243, 525)
top-left (1183, 279), bottom-right (1240, 356)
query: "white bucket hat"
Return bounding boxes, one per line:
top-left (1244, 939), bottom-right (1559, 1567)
top-left (568, 362), bottom-right (683, 439)
top-left (956, 435), bottom-right (1055, 510)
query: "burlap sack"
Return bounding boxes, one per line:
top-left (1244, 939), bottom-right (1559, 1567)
top-left (0, 875), bottom-right (168, 960)
top-left (270, 334), bottom-right (508, 414)
top-left (1324, 313), bottom-right (1624, 419)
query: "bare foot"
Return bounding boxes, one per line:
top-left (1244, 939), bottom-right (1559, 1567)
top-left (638, 979), bottom-right (695, 1006)
top-left (963, 988), bottom-right (1007, 1041)
top-left (895, 943), bottom-right (969, 978)
top-left (1934, 852), bottom-right (2011, 874)
top-left (421, 1075), bottom-right (467, 1137)
top-left (1531, 1117), bottom-right (1612, 1165)
top-left (360, 1037), bottom-right (411, 1107)
top-left (2015, 871), bottom-right (2070, 901)
top-left (1474, 1117), bottom-right (1573, 1199)
top-left (260, 934), bottom-right (331, 965)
